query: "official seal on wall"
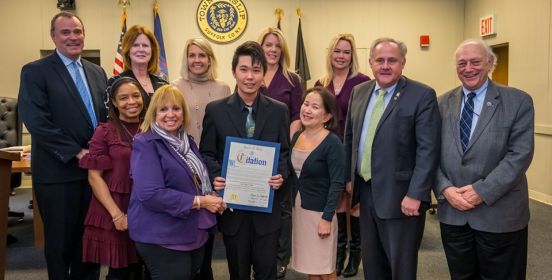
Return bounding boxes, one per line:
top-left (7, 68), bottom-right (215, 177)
top-left (197, 0), bottom-right (248, 44)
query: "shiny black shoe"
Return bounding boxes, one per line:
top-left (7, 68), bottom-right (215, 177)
top-left (277, 265), bottom-right (287, 279)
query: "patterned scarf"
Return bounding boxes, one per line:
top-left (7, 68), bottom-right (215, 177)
top-left (151, 123), bottom-right (213, 195)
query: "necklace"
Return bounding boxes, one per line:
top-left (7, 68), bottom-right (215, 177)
top-left (333, 76), bottom-right (346, 96)
top-left (189, 80), bottom-right (213, 131)
top-left (121, 122), bottom-right (140, 142)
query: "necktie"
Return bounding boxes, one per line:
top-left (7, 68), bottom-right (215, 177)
top-left (245, 106), bottom-right (255, 138)
top-left (70, 61), bottom-right (97, 128)
top-left (459, 92), bottom-right (476, 152)
top-left (360, 88), bottom-right (387, 181)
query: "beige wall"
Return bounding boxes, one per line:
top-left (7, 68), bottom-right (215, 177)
top-left (3, 0), bottom-right (548, 201)
top-left (1, 0), bottom-right (463, 97)
top-left (465, 0), bottom-right (552, 203)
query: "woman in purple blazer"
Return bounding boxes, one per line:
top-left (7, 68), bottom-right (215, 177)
top-left (315, 34), bottom-right (370, 278)
top-left (128, 85), bottom-right (226, 279)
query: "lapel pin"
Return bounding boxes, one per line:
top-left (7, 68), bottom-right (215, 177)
top-left (394, 92), bottom-right (401, 100)
top-left (486, 101), bottom-right (492, 107)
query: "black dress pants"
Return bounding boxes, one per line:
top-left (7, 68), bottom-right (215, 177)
top-left (34, 180), bottom-right (100, 280)
top-left (358, 178), bottom-right (427, 280)
top-left (440, 223), bottom-right (528, 280)
top-left (136, 242), bottom-right (205, 280)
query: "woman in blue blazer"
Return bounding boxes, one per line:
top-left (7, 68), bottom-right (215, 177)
top-left (290, 87), bottom-right (345, 279)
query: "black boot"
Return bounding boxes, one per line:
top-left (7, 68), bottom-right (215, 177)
top-left (343, 216), bottom-right (361, 277)
top-left (335, 212), bottom-right (347, 276)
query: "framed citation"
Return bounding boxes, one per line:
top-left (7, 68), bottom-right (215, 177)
top-left (220, 136), bottom-right (280, 213)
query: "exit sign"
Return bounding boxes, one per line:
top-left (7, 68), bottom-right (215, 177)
top-left (480, 15), bottom-right (496, 37)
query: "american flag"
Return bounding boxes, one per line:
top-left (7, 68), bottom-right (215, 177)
top-left (154, 2), bottom-right (169, 80)
top-left (113, 10), bottom-right (127, 75)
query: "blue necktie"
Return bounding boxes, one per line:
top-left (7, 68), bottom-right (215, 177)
top-left (70, 61), bottom-right (97, 128)
top-left (459, 92), bottom-right (476, 151)
top-left (245, 106), bottom-right (255, 138)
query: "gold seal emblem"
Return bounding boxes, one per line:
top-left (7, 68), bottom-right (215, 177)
top-left (197, 0), bottom-right (248, 44)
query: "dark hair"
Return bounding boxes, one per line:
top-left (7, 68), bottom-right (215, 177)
top-left (105, 76), bottom-right (146, 143)
top-left (231, 41), bottom-right (267, 74)
top-left (50, 11), bottom-right (84, 33)
top-left (301, 87), bottom-right (338, 132)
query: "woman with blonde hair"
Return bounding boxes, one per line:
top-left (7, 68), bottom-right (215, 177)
top-left (128, 85), bottom-right (226, 279)
top-left (172, 38), bottom-right (231, 142)
top-left (120, 25), bottom-right (168, 109)
top-left (258, 27), bottom-right (303, 278)
top-left (172, 38), bottom-right (230, 280)
top-left (315, 34), bottom-right (370, 277)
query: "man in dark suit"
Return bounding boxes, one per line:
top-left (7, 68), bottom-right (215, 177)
top-left (435, 39), bottom-right (534, 279)
top-left (18, 12), bottom-right (107, 279)
top-left (200, 41), bottom-right (290, 280)
top-left (344, 37), bottom-right (441, 279)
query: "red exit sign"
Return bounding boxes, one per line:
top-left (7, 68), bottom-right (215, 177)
top-left (480, 15), bottom-right (496, 37)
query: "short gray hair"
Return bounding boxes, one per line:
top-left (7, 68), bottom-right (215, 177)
top-left (369, 37), bottom-right (407, 60)
top-left (455, 38), bottom-right (497, 69)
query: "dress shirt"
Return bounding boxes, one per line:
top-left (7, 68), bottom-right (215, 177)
top-left (56, 49), bottom-right (93, 99)
top-left (460, 79), bottom-right (489, 138)
top-left (357, 82), bottom-right (396, 172)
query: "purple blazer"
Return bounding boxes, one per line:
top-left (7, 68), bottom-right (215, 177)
top-left (128, 130), bottom-right (216, 246)
top-left (315, 72), bottom-right (370, 138)
top-left (261, 67), bottom-right (303, 121)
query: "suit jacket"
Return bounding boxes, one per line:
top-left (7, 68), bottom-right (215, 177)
top-left (435, 80), bottom-right (534, 233)
top-left (18, 52), bottom-right (107, 183)
top-left (345, 76), bottom-right (441, 219)
top-left (129, 130), bottom-right (216, 245)
top-left (200, 93), bottom-right (290, 235)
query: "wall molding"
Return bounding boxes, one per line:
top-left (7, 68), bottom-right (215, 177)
top-left (535, 124), bottom-right (552, 136)
top-left (529, 189), bottom-right (552, 205)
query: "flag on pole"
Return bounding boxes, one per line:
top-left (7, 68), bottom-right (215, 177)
top-left (275, 8), bottom-right (283, 30)
top-left (295, 9), bottom-right (310, 89)
top-left (154, 1), bottom-right (169, 80)
top-left (113, 9), bottom-right (127, 75)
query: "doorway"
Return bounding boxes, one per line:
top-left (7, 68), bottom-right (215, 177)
top-left (491, 44), bottom-right (509, 85)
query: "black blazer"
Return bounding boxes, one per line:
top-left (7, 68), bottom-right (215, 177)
top-left (119, 70), bottom-right (168, 109)
top-left (199, 92), bottom-right (290, 235)
top-left (289, 131), bottom-right (345, 221)
top-left (18, 52), bottom-right (107, 183)
top-left (345, 76), bottom-right (441, 219)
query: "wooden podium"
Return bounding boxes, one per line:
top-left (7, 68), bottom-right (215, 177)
top-left (0, 150), bottom-right (21, 280)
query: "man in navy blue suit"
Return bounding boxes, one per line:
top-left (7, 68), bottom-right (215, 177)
top-left (18, 12), bottom-right (107, 279)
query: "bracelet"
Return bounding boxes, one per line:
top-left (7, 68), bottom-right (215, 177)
top-left (112, 213), bottom-right (125, 222)
top-left (196, 196), bottom-right (201, 210)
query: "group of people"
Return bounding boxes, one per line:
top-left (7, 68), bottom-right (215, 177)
top-left (18, 10), bottom-right (534, 280)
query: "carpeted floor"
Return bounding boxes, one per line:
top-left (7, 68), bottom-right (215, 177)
top-left (5, 187), bottom-right (552, 279)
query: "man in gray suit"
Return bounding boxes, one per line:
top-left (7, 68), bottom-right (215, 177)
top-left (435, 38), bottom-right (534, 279)
top-left (344, 37), bottom-right (441, 279)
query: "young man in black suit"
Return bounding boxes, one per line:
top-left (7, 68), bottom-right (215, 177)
top-left (200, 41), bottom-right (290, 280)
top-left (18, 12), bottom-right (107, 280)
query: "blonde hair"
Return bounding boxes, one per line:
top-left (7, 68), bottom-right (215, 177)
top-left (141, 85), bottom-right (190, 132)
top-left (121, 25), bottom-right (160, 74)
top-left (320, 34), bottom-right (360, 87)
top-left (257, 27), bottom-right (295, 85)
top-left (180, 38), bottom-right (219, 81)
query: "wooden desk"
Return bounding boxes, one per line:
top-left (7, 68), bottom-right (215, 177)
top-left (0, 151), bottom-right (21, 280)
top-left (10, 159), bottom-right (44, 248)
top-left (11, 159), bottom-right (31, 173)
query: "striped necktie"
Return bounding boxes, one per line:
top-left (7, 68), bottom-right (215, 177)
top-left (459, 92), bottom-right (476, 152)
